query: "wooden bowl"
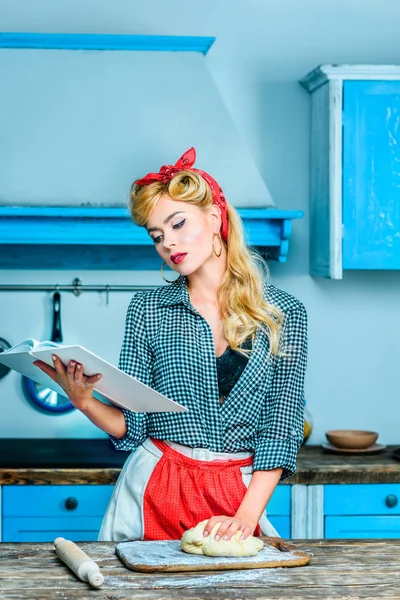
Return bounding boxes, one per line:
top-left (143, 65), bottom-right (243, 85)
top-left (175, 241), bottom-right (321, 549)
top-left (325, 430), bottom-right (379, 449)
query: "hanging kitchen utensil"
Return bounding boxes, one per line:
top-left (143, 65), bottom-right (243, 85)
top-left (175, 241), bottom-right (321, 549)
top-left (0, 337), bottom-right (12, 379)
top-left (22, 291), bottom-right (75, 413)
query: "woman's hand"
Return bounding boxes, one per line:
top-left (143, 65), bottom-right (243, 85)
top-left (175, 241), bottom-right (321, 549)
top-left (33, 355), bottom-right (102, 412)
top-left (202, 514), bottom-right (256, 542)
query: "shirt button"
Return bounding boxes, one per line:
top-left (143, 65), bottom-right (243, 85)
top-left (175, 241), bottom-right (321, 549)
top-left (291, 428), bottom-right (297, 436)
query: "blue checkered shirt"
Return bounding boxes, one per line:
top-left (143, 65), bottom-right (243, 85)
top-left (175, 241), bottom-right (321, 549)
top-left (110, 275), bottom-right (307, 480)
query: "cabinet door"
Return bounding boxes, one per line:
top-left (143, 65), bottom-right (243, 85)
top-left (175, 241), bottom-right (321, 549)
top-left (268, 516), bottom-right (290, 539)
top-left (3, 485), bottom-right (114, 518)
top-left (3, 516), bottom-right (103, 542)
top-left (343, 81), bottom-right (400, 269)
top-left (324, 484), bottom-right (400, 539)
top-left (325, 483), bottom-right (400, 516)
top-left (267, 486), bottom-right (291, 538)
top-left (2, 485), bottom-right (113, 542)
top-left (325, 516), bottom-right (400, 539)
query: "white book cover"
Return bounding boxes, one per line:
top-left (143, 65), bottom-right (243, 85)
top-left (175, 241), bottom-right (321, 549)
top-left (0, 339), bottom-right (188, 414)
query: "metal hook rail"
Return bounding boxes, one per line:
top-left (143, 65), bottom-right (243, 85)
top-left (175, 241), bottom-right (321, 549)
top-left (0, 278), bottom-right (160, 304)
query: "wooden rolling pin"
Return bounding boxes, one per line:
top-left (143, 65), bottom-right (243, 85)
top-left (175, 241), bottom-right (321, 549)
top-left (54, 537), bottom-right (104, 587)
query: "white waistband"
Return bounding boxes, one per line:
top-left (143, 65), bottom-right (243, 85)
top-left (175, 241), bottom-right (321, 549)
top-left (165, 440), bottom-right (253, 462)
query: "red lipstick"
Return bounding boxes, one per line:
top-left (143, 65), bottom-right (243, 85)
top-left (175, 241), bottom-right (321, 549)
top-left (171, 253), bottom-right (187, 265)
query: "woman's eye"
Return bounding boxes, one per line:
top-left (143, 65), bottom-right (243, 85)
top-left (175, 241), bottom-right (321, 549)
top-left (173, 219), bottom-right (186, 229)
top-left (151, 220), bottom-right (185, 244)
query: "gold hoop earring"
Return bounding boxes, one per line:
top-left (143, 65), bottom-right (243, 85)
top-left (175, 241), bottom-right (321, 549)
top-left (213, 233), bottom-right (223, 257)
top-left (161, 261), bottom-right (179, 283)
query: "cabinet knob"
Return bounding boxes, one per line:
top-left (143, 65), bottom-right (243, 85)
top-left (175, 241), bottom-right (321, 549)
top-left (385, 494), bottom-right (398, 509)
top-left (65, 496), bottom-right (78, 510)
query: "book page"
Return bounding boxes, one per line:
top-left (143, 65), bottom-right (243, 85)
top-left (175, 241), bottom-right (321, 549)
top-left (35, 340), bottom-right (62, 351)
top-left (0, 338), bottom-right (39, 354)
top-left (0, 346), bottom-right (66, 396)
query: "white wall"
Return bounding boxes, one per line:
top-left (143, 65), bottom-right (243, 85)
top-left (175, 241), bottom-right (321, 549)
top-left (1, 0), bottom-right (400, 444)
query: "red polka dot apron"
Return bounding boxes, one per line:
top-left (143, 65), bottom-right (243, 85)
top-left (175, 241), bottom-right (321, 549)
top-left (98, 437), bottom-right (279, 542)
top-left (142, 438), bottom-right (261, 540)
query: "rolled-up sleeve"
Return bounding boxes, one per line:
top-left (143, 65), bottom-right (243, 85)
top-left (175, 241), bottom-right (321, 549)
top-left (253, 302), bottom-right (308, 480)
top-left (109, 293), bottom-right (153, 451)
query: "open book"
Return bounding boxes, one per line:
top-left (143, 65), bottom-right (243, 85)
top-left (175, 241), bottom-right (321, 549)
top-left (0, 338), bottom-right (188, 413)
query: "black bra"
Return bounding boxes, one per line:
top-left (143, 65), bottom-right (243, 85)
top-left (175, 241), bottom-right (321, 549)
top-left (216, 337), bottom-right (253, 402)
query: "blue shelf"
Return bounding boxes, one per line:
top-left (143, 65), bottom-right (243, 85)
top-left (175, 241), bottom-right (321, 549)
top-left (0, 206), bottom-right (303, 268)
top-left (0, 33), bottom-right (215, 54)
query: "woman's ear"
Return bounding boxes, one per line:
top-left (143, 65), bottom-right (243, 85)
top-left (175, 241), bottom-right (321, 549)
top-left (210, 205), bottom-right (222, 234)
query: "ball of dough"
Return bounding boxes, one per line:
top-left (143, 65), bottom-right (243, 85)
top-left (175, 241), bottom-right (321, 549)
top-left (181, 519), bottom-right (264, 557)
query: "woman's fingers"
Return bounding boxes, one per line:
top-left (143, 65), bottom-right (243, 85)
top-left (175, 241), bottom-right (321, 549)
top-left (222, 523), bottom-right (251, 541)
top-left (35, 356), bottom-right (102, 394)
top-left (33, 359), bottom-right (57, 380)
top-left (214, 519), bottom-right (237, 541)
top-left (74, 363), bottom-right (83, 383)
top-left (202, 516), bottom-right (253, 542)
top-left (239, 526), bottom-right (252, 540)
top-left (203, 516), bottom-right (223, 537)
top-left (66, 360), bottom-right (102, 387)
top-left (86, 372), bottom-right (103, 385)
top-left (67, 359), bottom-right (78, 382)
top-left (51, 354), bottom-right (67, 374)
top-left (33, 357), bottom-right (61, 377)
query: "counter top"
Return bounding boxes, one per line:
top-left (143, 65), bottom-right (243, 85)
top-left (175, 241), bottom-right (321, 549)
top-left (1, 538), bottom-right (399, 599)
top-left (0, 439), bottom-right (399, 485)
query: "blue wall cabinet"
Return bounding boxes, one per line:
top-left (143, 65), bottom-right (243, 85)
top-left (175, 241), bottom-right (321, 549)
top-left (300, 65), bottom-right (400, 278)
top-left (324, 484), bottom-right (400, 539)
top-left (2, 485), bottom-right (113, 542)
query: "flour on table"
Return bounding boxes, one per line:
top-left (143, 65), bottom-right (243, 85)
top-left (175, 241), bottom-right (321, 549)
top-left (181, 519), bottom-right (264, 557)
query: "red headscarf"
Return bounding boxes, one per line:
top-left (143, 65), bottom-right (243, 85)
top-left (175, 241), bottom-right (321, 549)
top-left (135, 147), bottom-right (229, 242)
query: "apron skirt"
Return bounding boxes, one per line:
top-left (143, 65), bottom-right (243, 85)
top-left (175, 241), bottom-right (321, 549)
top-left (98, 437), bottom-right (280, 542)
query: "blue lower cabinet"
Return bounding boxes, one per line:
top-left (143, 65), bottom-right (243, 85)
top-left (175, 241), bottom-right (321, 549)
top-left (3, 517), bottom-right (104, 542)
top-left (324, 484), bottom-right (400, 539)
top-left (325, 516), bottom-right (400, 539)
top-left (268, 516), bottom-right (290, 539)
top-left (3, 485), bottom-right (114, 517)
top-left (325, 484), bottom-right (400, 516)
top-left (3, 485), bottom-right (114, 542)
top-left (2, 483), bottom-right (291, 542)
top-left (267, 485), bottom-right (291, 538)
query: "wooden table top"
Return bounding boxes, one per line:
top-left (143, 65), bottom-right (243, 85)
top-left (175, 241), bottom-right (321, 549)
top-left (1, 539), bottom-right (400, 599)
top-left (1, 442), bottom-right (399, 485)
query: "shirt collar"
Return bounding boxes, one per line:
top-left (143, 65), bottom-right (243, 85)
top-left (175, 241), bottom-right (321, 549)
top-left (158, 274), bottom-right (269, 308)
top-left (158, 275), bottom-right (192, 308)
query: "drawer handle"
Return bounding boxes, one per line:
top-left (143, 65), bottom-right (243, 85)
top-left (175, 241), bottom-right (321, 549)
top-left (385, 494), bottom-right (398, 509)
top-left (65, 496), bottom-right (78, 510)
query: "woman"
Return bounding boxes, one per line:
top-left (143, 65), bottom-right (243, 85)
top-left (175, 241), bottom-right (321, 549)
top-left (34, 147), bottom-right (307, 544)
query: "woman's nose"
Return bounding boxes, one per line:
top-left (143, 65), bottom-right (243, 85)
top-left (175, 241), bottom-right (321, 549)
top-left (162, 233), bottom-right (176, 251)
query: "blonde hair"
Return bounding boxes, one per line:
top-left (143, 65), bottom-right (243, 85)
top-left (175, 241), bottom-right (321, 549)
top-left (130, 171), bottom-right (284, 356)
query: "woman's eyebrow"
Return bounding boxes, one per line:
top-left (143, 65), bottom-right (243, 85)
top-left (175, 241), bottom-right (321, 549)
top-left (147, 211), bottom-right (186, 233)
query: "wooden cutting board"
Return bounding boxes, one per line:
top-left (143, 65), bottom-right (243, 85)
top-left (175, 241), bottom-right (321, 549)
top-left (115, 538), bottom-right (311, 572)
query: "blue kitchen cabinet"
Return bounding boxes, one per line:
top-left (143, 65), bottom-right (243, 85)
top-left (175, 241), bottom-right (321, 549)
top-left (342, 81), bottom-right (400, 270)
top-left (2, 484), bottom-right (290, 542)
top-left (266, 485), bottom-right (291, 538)
top-left (3, 517), bottom-right (105, 542)
top-left (300, 65), bottom-right (400, 278)
top-left (2, 485), bottom-right (114, 542)
top-left (324, 483), bottom-right (400, 539)
top-left (325, 516), bottom-right (400, 539)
